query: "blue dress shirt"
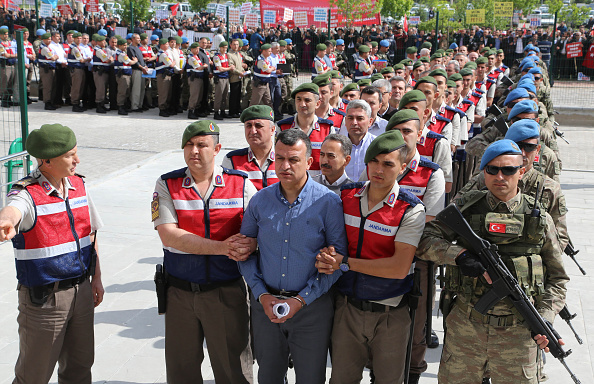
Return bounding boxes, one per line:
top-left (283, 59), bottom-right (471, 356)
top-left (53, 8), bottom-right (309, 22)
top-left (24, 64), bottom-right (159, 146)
top-left (239, 176), bottom-right (348, 305)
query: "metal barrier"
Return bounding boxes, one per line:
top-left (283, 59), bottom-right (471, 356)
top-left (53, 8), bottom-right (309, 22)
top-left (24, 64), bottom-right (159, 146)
top-left (0, 150), bottom-right (30, 208)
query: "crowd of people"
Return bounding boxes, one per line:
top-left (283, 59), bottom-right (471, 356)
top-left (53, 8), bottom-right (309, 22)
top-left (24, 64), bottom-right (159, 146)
top-left (0, 3), bottom-right (582, 380)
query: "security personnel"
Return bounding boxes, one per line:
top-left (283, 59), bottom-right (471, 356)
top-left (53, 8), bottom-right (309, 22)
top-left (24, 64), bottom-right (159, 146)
top-left (0, 124), bottom-right (104, 384)
top-left (155, 38), bottom-right (175, 117)
top-left (282, 38), bottom-right (296, 114)
top-left (223, 105), bottom-right (278, 190)
top-left (139, 33), bottom-right (157, 109)
top-left (37, 32), bottom-right (59, 110)
top-left (313, 72), bottom-right (345, 128)
top-left (153, 121), bottom-right (256, 384)
top-left (315, 129), bottom-right (426, 383)
top-left (340, 83), bottom-right (360, 103)
top-left (92, 34), bottom-right (114, 114)
top-left (354, 45), bottom-right (374, 81)
top-left (328, 70), bottom-right (346, 111)
top-left (68, 32), bottom-right (87, 112)
top-left (250, 43), bottom-right (274, 107)
top-left (312, 43), bottom-right (329, 80)
top-left (1, 26), bottom-right (17, 107)
top-left (114, 38), bottom-right (138, 116)
top-left (376, 40), bottom-right (390, 62)
top-left (213, 41), bottom-right (234, 120)
top-left (417, 139), bottom-right (568, 384)
top-left (277, 83), bottom-right (334, 175)
top-left (335, 39), bottom-right (351, 79)
top-left (240, 39), bottom-right (254, 110)
top-left (185, 42), bottom-right (208, 120)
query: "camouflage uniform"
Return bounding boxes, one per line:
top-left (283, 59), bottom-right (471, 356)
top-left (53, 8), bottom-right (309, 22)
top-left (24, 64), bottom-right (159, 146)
top-left (282, 49), bottom-right (296, 113)
top-left (240, 49), bottom-right (254, 110)
top-left (335, 50), bottom-right (351, 78)
top-left (180, 47), bottom-right (190, 108)
top-left (417, 190), bottom-right (568, 384)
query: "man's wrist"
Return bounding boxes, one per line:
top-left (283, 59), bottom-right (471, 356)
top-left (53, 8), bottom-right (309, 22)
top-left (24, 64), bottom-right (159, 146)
top-left (258, 292), bottom-right (271, 302)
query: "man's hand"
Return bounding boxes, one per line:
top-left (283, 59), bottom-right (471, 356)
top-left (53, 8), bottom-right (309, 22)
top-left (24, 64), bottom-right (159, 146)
top-left (226, 234), bottom-right (256, 261)
top-left (270, 296), bottom-right (304, 323)
top-left (315, 245), bottom-right (343, 274)
top-left (534, 334), bottom-right (564, 353)
top-left (91, 275), bottom-right (104, 307)
top-left (141, 66), bottom-right (149, 74)
top-left (259, 293), bottom-right (278, 321)
top-left (0, 220), bottom-right (16, 241)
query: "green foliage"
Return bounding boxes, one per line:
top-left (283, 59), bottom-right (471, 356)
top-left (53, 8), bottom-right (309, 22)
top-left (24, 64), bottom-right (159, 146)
top-left (546, 0), bottom-right (563, 15)
top-left (330, 0), bottom-right (383, 27)
top-left (512, 0), bottom-right (541, 16)
top-left (119, 0), bottom-right (153, 27)
top-left (188, 0), bottom-right (212, 13)
top-left (559, 4), bottom-right (591, 27)
top-left (382, 0), bottom-right (414, 18)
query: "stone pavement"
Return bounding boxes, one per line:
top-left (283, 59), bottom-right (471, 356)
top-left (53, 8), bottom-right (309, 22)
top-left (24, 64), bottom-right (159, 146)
top-left (0, 103), bottom-right (592, 383)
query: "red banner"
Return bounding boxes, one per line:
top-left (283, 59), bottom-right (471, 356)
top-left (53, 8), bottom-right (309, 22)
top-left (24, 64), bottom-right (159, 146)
top-left (86, 0), bottom-right (99, 13)
top-left (566, 42), bottom-right (583, 59)
top-left (57, 4), bottom-right (73, 15)
top-left (258, 0), bottom-right (380, 29)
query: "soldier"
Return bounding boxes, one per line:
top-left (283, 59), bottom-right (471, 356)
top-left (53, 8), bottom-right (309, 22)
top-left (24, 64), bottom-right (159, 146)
top-left (354, 45), bottom-right (374, 81)
top-left (313, 72), bottom-right (345, 128)
top-left (376, 40), bottom-right (390, 62)
top-left (0, 26), bottom-right (17, 107)
top-left (282, 39), bottom-right (296, 114)
top-left (328, 70), bottom-right (345, 111)
top-left (185, 42), bottom-right (208, 120)
top-left (250, 43), bottom-right (274, 107)
top-left (340, 83), bottom-right (360, 102)
top-left (312, 43), bottom-right (330, 80)
top-left (227, 39), bottom-right (245, 118)
top-left (417, 139), bottom-right (568, 384)
top-left (140, 33), bottom-right (157, 109)
top-left (114, 38), bottom-right (138, 116)
top-left (335, 39), bottom-right (351, 79)
top-left (381, 66), bottom-right (396, 80)
top-left (68, 32), bottom-right (87, 112)
top-left (36, 32), bottom-right (59, 110)
top-left (92, 34), bottom-right (114, 114)
top-left (240, 39), bottom-right (254, 110)
top-left (155, 38), bottom-right (175, 117)
top-left (212, 41), bottom-right (234, 120)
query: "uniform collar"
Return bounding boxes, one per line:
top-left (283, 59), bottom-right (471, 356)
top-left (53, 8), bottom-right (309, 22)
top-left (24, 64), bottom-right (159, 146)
top-left (292, 114), bottom-right (320, 134)
top-left (33, 168), bottom-right (75, 196)
top-left (486, 189), bottom-right (522, 212)
top-left (355, 180), bottom-right (400, 208)
top-left (182, 165), bottom-right (225, 189)
top-left (321, 172), bottom-right (348, 187)
top-left (425, 110), bottom-right (437, 127)
top-left (407, 150), bottom-right (421, 172)
top-left (247, 146), bottom-right (275, 163)
top-left (418, 126), bottom-right (430, 146)
top-left (438, 101), bottom-right (447, 115)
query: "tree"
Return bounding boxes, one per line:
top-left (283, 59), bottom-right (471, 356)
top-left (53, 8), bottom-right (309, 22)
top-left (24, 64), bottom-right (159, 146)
top-left (188, 0), bottom-right (211, 13)
top-left (559, 4), bottom-right (591, 28)
top-left (382, 0), bottom-right (413, 19)
top-left (546, 0), bottom-right (563, 15)
top-left (119, 0), bottom-right (153, 27)
top-left (330, 0), bottom-right (383, 27)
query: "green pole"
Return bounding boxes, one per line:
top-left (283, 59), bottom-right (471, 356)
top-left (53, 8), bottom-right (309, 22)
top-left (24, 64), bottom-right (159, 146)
top-left (551, 11), bottom-right (558, 81)
top-left (35, 0), bottom-right (40, 30)
top-left (226, 6), bottom-right (230, 42)
top-left (327, 9), bottom-right (331, 41)
top-left (130, 1), bottom-right (134, 33)
top-left (435, 11), bottom-right (439, 54)
top-left (15, 31), bottom-right (30, 174)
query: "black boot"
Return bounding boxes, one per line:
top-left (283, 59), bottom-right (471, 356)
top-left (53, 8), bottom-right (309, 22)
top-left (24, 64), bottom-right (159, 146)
top-left (220, 110), bottom-right (228, 118)
top-left (196, 110), bottom-right (207, 117)
top-left (428, 330), bottom-right (439, 348)
top-left (72, 104), bottom-right (85, 112)
top-left (213, 111), bottom-right (223, 120)
top-left (118, 106), bottom-right (128, 115)
top-left (407, 373), bottom-right (420, 384)
top-left (159, 109), bottom-right (170, 117)
top-left (45, 102), bottom-right (57, 110)
top-left (188, 109), bottom-right (198, 119)
top-left (96, 104), bottom-right (107, 114)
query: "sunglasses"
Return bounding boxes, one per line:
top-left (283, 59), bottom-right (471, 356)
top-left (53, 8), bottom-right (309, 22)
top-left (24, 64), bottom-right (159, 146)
top-left (506, 101), bottom-right (519, 109)
top-left (516, 142), bottom-right (538, 152)
top-left (534, 76), bottom-right (542, 81)
top-left (484, 165), bottom-right (522, 176)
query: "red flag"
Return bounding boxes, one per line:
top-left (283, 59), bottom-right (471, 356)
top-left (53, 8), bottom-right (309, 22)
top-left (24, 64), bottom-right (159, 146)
top-left (170, 3), bottom-right (180, 16)
top-left (403, 15), bottom-right (408, 34)
top-left (488, 223), bottom-right (506, 233)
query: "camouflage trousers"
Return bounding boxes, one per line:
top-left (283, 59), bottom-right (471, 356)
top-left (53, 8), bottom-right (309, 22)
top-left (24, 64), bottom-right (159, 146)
top-left (282, 75), bottom-right (294, 112)
top-left (241, 77), bottom-right (252, 110)
top-left (439, 301), bottom-right (539, 383)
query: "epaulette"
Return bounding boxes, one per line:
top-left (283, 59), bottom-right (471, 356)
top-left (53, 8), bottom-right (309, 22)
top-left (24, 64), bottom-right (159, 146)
top-left (318, 117), bottom-right (334, 126)
top-left (456, 189), bottom-right (488, 213)
top-left (474, 88), bottom-right (485, 94)
top-left (426, 130), bottom-right (446, 141)
top-left (74, 172), bottom-right (86, 178)
top-left (453, 107), bottom-right (466, 118)
top-left (222, 167), bottom-right (248, 178)
top-left (436, 114), bottom-right (451, 124)
top-left (341, 98), bottom-right (350, 105)
top-left (487, 78), bottom-right (496, 84)
top-left (9, 176), bottom-right (36, 191)
top-left (277, 116), bottom-right (295, 127)
top-left (340, 181), bottom-right (366, 192)
top-left (226, 148), bottom-right (249, 158)
top-left (161, 167), bottom-right (188, 180)
top-left (501, 64), bottom-right (508, 70)
top-left (419, 157), bottom-right (440, 171)
top-left (472, 92), bottom-right (483, 98)
top-left (332, 108), bottom-right (346, 116)
top-left (444, 105), bottom-right (457, 113)
top-left (462, 99), bottom-right (473, 105)
top-left (397, 188), bottom-right (423, 207)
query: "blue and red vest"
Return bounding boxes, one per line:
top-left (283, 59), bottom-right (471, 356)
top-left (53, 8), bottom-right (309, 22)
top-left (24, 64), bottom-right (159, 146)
top-left (185, 53), bottom-right (205, 78)
top-left (37, 43), bottom-right (56, 68)
top-left (114, 49), bottom-right (132, 75)
top-left (278, 117), bottom-right (334, 172)
top-left (139, 44), bottom-right (154, 68)
top-left (161, 167), bottom-right (247, 284)
top-left (67, 44), bottom-right (83, 68)
top-left (338, 99), bottom-right (349, 113)
top-left (11, 176), bottom-right (93, 287)
top-left (312, 56), bottom-right (328, 78)
top-left (253, 55), bottom-right (272, 83)
top-left (225, 148), bottom-right (278, 190)
top-left (338, 182), bottom-right (421, 300)
top-left (427, 114), bottom-right (451, 135)
top-left (326, 108), bottom-right (345, 128)
top-left (213, 52), bottom-right (229, 78)
top-left (417, 130), bottom-right (446, 162)
top-left (398, 157), bottom-right (440, 201)
top-left (92, 45), bottom-right (111, 67)
top-left (457, 98), bottom-right (474, 114)
top-left (353, 57), bottom-right (372, 80)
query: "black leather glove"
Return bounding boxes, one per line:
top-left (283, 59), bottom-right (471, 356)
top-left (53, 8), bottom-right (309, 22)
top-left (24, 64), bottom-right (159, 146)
top-left (455, 251), bottom-right (486, 277)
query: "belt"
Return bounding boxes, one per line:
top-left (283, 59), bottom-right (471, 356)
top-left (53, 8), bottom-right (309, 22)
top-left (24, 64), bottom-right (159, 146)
top-left (457, 300), bottom-right (518, 327)
top-left (30, 272), bottom-right (90, 293)
top-left (266, 285), bottom-right (299, 297)
top-left (167, 273), bottom-right (240, 293)
top-left (343, 293), bottom-right (408, 313)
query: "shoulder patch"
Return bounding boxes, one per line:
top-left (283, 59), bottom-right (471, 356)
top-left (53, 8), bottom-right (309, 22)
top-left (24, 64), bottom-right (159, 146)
top-left (161, 167), bottom-right (188, 180)
top-left (456, 190), bottom-right (488, 212)
top-left (226, 148), bottom-right (249, 158)
top-left (436, 114), bottom-right (451, 123)
top-left (419, 157), bottom-right (440, 171)
top-left (426, 131), bottom-right (446, 140)
top-left (397, 188), bottom-right (423, 207)
top-left (333, 108), bottom-right (346, 116)
top-left (340, 181), bottom-right (366, 192)
top-left (341, 98), bottom-right (350, 105)
top-left (223, 167), bottom-right (248, 178)
top-left (444, 105), bottom-right (456, 112)
top-left (454, 108), bottom-right (467, 118)
top-left (462, 99), bottom-right (473, 105)
top-left (318, 117), bottom-right (334, 126)
top-left (9, 176), bottom-right (37, 192)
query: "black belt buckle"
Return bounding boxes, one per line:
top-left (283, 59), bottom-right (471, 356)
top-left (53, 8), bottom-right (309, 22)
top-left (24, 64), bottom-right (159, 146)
top-left (360, 300), bottom-right (374, 312)
top-left (190, 282), bottom-right (203, 292)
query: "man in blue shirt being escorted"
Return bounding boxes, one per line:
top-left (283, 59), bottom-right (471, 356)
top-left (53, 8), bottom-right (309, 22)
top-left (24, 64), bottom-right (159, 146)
top-left (239, 128), bottom-right (348, 384)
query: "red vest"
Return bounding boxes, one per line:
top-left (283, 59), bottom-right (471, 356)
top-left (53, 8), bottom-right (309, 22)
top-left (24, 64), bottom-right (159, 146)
top-left (139, 44), bottom-right (153, 60)
top-left (398, 157), bottom-right (439, 201)
top-left (312, 56), bottom-right (328, 76)
top-left (1, 40), bottom-right (14, 55)
top-left (162, 167), bottom-right (246, 284)
top-left (427, 114), bottom-right (451, 135)
top-left (325, 108), bottom-right (345, 128)
top-left (278, 117), bottom-right (334, 172)
top-left (466, 90), bottom-right (482, 106)
top-left (63, 42), bottom-right (71, 55)
top-left (24, 41), bottom-right (34, 56)
top-left (225, 148), bottom-right (278, 190)
top-left (328, 53), bottom-right (336, 67)
top-left (11, 176), bottom-right (93, 287)
top-left (277, 53), bottom-right (286, 64)
top-left (338, 99), bottom-right (349, 113)
top-left (457, 98), bottom-right (474, 114)
top-left (417, 130), bottom-right (445, 162)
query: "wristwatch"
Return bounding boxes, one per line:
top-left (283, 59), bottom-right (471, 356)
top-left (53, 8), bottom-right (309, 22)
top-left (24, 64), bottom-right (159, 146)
top-left (339, 256), bottom-right (350, 272)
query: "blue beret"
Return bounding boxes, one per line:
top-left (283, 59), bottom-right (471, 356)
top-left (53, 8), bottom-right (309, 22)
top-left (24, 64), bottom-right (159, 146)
top-left (524, 44), bottom-right (534, 52)
top-left (521, 61), bottom-right (535, 71)
top-left (336, 39), bottom-right (344, 46)
top-left (531, 46), bottom-right (540, 53)
top-left (507, 100), bottom-right (539, 121)
top-left (150, 35), bottom-right (159, 41)
top-left (181, 37), bottom-right (188, 44)
top-left (505, 119), bottom-right (540, 142)
top-left (126, 33), bottom-right (133, 39)
top-left (517, 80), bottom-right (536, 94)
top-left (528, 67), bottom-right (542, 75)
top-left (242, 39), bottom-right (249, 46)
top-left (480, 139), bottom-right (522, 170)
top-left (98, 29), bottom-right (107, 36)
top-left (520, 57), bottom-right (535, 66)
top-left (519, 73), bottom-right (535, 82)
top-left (36, 28), bottom-right (46, 36)
top-left (380, 40), bottom-right (389, 47)
top-left (284, 38), bottom-right (292, 44)
top-left (449, 43), bottom-right (458, 49)
top-left (504, 88), bottom-right (530, 106)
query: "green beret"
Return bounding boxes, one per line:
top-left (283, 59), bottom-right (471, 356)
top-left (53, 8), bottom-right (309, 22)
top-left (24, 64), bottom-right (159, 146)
top-left (488, 50), bottom-right (497, 57)
top-left (386, 109), bottom-right (420, 131)
top-left (279, 40), bottom-right (287, 46)
top-left (0, 28), bottom-right (9, 34)
top-left (117, 38), bottom-right (127, 46)
top-left (340, 83), bottom-right (360, 97)
top-left (445, 49), bottom-right (453, 54)
top-left (364, 130), bottom-right (406, 164)
top-left (480, 47), bottom-right (490, 54)
top-left (261, 43), bottom-right (271, 50)
top-left (446, 80), bottom-right (457, 88)
top-left (398, 89), bottom-right (426, 109)
top-left (394, 63), bottom-right (405, 71)
top-left (73, 32), bottom-right (82, 38)
top-left (449, 73), bottom-right (463, 82)
top-left (460, 68), bottom-right (474, 77)
top-left (413, 61), bottom-right (424, 70)
top-left (421, 42), bottom-right (432, 50)
top-left (91, 34), bottom-right (99, 41)
top-left (429, 69), bottom-right (447, 79)
top-left (316, 43), bottom-right (327, 51)
top-left (26, 124), bottom-right (77, 159)
top-left (414, 76), bottom-right (437, 89)
top-left (66, 30), bottom-right (76, 35)
top-left (476, 56), bottom-right (488, 65)
top-left (436, 49), bottom-right (445, 55)
top-left (21, 28), bottom-right (29, 33)
top-left (240, 105), bottom-right (274, 123)
top-left (219, 41), bottom-right (228, 47)
top-left (329, 39), bottom-right (336, 46)
top-left (41, 32), bottom-right (51, 39)
top-left (172, 36), bottom-right (181, 44)
top-left (190, 42), bottom-right (200, 49)
top-left (406, 46), bottom-right (417, 54)
top-left (371, 73), bottom-right (384, 82)
top-left (291, 83), bottom-right (319, 99)
top-left (237, 39), bottom-right (244, 47)
top-left (358, 45), bottom-right (370, 53)
top-left (329, 70), bottom-right (343, 79)
top-left (401, 59), bottom-right (413, 66)
top-left (357, 79), bottom-right (372, 87)
top-left (497, 49), bottom-right (504, 54)
top-left (140, 33), bottom-right (148, 40)
top-left (95, 35), bottom-right (106, 42)
top-left (159, 38), bottom-right (169, 46)
top-left (430, 53), bottom-right (442, 60)
top-left (419, 56), bottom-right (430, 63)
top-left (464, 61), bottom-right (477, 69)
top-left (181, 121), bottom-right (219, 148)
top-left (381, 66), bottom-right (395, 74)
top-left (370, 41), bottom-right (378, 48)
top-left (312, 72), bottom-right (331, 88)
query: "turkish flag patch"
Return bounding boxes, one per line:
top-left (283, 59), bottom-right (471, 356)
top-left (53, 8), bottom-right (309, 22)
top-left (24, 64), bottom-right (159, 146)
top-left (489, 223), bottom-right (506, 233)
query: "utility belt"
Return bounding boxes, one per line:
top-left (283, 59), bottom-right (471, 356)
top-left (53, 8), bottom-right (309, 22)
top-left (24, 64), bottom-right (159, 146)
top-left (187, 70), bottom-right (204, 80)
top-left (457, 298), bottom-right (519, 328)
top-left (93, 65), bottom-right (109, 75)
top-left (167, 272), bottom-right (240, 293)
top-left (341, 292), bottom-right (409, 313)
top-left (266, 285), bottom-right (299, 298)
top-left (23, 271), bottom-right (90, 306)
top-left (0, 59), bottom-right (13, 67)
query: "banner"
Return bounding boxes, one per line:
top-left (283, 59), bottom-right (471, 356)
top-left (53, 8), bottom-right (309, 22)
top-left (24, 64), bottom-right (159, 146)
top-left (240, 2), bottom-right (252, 15)
top-left (245, 13), bottom-right (259, 27)
top-left (294, 11), bottom-right (308, 27)
top-left (283, 8), bottom-right (293, 23)
top-left (259, 0), bottom-right (380, 28)
top-left (313, 8), bottom-right (327, 22)
top-left (215, 4), bottom-right (226, 19)
top-left (529, 14), bottom-right (541, 27)
top-left (115, 26), bottom-right (128, 38)
top-left (40, 0), bottom-right (57, 8)
top-left (57, 4), bottom-right (73, 15)
top-left (494, 2), bottom-right (513, 17)
top-left (39, 3), bottom-right (52, 17)
top-left (85, 0), bottom-right (99, 12)
top-left (566, 42), bottom-right (583, 58)
top-left (466, 9), bottom-right (485, 24)
top-left (155, 9), bottom-right (169, 20)
top-left (409, 16), bottom-right (420, 25)
top-left (229, 7), bottom-right (241, 24)
top-left (262, 9), bottom-right (276, 24)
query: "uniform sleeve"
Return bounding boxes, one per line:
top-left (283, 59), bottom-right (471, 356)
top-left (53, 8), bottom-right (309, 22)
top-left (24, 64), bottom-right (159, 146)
top-left (487, 82), bottom-right (497, 98)
top-left (544, 183), bottom-right (569, 250)
top-left (415, 218), bottom-right (464, 264)
top-left (394, 203), bottom-right (426, 247)
top-left (221, 156), bottom-right (233, 170)
top-left (6, 189), bottom-right (35, 233)
top-left (73, 47), bottom-right (83, 60)
top-left (212, 54), bottom-right (221, 68)
top-left (423, 168), bottom-right (446, 217)
top-left (465, 125), bottom-right (503, 159)
top-left (152, 177), bottom-right (178, 228)
top-left (86, 192), bottom-right (104, 232)
top-left (475, 95), bottom-right (487, 116)
top-left (441, 122), bottom-right (453, 144)
top-left (243, 179), bottom-right (258, 211)
top-left (314, 59), bottom-right (325, 73)
top-left (434, 139), bottom-right (452, 183)
top-left (466, 104), bottom-right (475, 124)
top-left (41, 46), bottom-right (53, 59)
top-left (257, 58), bottom-right (271, 73)
top-left (97, 49), bottom-right (110, 62)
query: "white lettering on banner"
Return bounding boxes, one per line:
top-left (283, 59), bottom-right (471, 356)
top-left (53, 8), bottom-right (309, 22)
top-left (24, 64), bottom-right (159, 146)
top-left (399, 185), bottom-right (426, 196)
top-left (15, 236), bottom-right (92, 260)
top-left (311, 142), bottom-right (322, 149)
top-left (209, 198), bottom-right (242, 208)
top-left (344, 214), bottom-right (399, 237)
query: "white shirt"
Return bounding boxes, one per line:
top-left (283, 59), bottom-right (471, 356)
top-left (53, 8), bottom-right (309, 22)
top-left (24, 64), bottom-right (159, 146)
top-left (341, 131), bottom-right (376, 181)
top-left (212, 34), bottom-right (225, 52)
top-left (50, 41), bottom-right (67, 63)
top-left (338, 115), bottom-right (387, 137)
